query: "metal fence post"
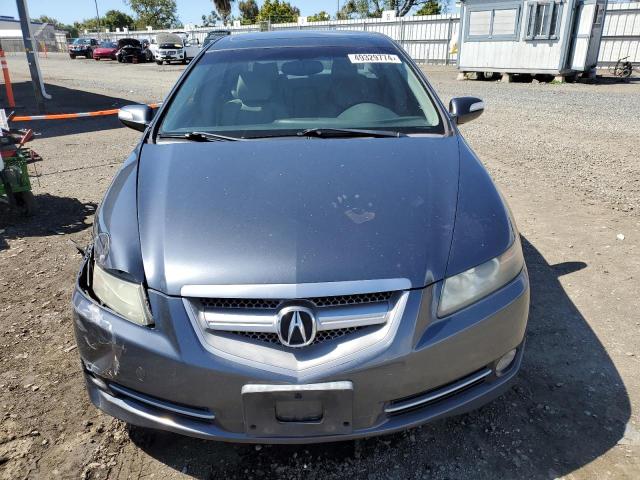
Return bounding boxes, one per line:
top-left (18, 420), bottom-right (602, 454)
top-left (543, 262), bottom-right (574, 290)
top-left (446, 17), bottom-right (453, 66)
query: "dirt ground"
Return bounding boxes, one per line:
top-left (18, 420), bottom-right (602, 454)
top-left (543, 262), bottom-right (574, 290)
top-left (0, 54), bottom-right (639, 480)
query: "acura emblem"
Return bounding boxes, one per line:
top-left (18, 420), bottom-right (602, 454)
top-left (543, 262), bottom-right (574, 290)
top-left (276, 306), bottom-right (317, 348)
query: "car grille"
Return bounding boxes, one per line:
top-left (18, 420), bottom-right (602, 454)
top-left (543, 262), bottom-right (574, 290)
top-left (227, 326), bottom-right (365, 346)
top-left (193, 290), bottom-right (397, 348)
top-left (200, 291), bottom-right (395, 310)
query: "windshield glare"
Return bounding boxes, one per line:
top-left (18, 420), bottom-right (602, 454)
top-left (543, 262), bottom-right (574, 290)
top-left (100, 42), bottom-right (116, 48)
top-left (73, 39), bottom-right (90, 45)
top-left (159, 46), bottom-right (443, 139)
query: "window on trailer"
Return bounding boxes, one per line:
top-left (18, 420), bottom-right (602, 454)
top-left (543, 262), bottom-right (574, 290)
top-left (525, 1), bottom-right (563, 40)
top-left (465, 4), bottom-right (522, 41)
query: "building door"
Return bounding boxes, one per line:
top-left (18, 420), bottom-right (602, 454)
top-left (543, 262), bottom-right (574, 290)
top-left (570, 2), bottom-right (597, 71)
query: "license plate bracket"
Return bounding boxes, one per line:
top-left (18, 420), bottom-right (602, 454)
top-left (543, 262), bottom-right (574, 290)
top-left (242, 382), bottom-right (353, 437)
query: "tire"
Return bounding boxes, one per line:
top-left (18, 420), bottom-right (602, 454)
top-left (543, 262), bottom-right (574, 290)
top-left (14, 191), bottom-right (37, 216)
top-left (69, 54), bottom-right (76, 59)
top-left (156, 60), bottom-right (163, 66)
top-left (182, 58), bottom-right (188, 65)
top-left (94, 57), bottom-right (100, 61)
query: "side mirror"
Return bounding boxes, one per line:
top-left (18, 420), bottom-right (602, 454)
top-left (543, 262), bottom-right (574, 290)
top-left (449, 97), bottom-right (485, 125)
top-left (118, 104), bottom-right (153, 132)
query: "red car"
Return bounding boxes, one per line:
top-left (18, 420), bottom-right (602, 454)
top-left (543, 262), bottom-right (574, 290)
top-left (93, 41), bottom-right (118, 61)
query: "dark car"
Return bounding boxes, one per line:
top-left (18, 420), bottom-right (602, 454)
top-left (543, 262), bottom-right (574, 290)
top-left (116, 38), bottom-right (147, 63)
top-left (69, 38), bottom-right (98, 59)
top-left (202, 29), bottom-right (231, 48)
top-left (93, 41), bottom-right (118, 61)
top-left (73, 31), bottom-right (529, 443)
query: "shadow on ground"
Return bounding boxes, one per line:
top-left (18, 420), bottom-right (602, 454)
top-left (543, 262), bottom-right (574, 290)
top-left (126, 236), bottom-right (630, 479)
top-left (0, 193), bottom-right (96, 250)
top-left (2, 81), bottom-right (141, 139)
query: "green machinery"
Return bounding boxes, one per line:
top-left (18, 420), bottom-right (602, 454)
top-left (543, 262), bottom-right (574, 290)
top-left (0, 129), bottom-right (37, 216)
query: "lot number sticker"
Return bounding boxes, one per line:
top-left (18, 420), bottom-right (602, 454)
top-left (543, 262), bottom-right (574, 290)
top-left (348, 54), bottom-right (402, 64)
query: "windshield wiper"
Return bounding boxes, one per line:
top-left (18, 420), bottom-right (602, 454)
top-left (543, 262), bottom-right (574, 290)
top-left (297, 128), bottom-right (406, 139)
top-left (158, 131), bottom-right (241, 142)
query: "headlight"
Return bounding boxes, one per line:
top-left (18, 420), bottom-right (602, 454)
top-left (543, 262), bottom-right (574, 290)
top-left (438, 237), bottom-right (524, 317)
top-left (92, 263), bottom-right (153, 326)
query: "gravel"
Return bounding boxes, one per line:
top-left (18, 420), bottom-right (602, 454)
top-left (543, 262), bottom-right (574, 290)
top-left (424, 67), bottom-right (640, 215)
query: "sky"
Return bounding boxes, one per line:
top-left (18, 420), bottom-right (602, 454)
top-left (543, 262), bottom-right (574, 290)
top-left (1, 0), bottom-right (347, 26)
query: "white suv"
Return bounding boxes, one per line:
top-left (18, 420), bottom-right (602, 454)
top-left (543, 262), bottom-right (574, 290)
top-left (150, 33), bottom-right (200, 65)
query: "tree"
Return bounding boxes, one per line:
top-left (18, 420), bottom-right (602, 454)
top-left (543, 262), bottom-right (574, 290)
top-left (201, 11), bottom-right (221, 26)
top-left (212, 1), bottom-right (233, 24)
top-left (126, 0), bottom-right (179, 29)
top-left (101, 10), bottom-right (135, 30)
top-left (416, 0), bottom-right (441, 15)
top-left (308, 11), bottom-right (331, 22)
top-left (337, 0), bottom-right (380, 19)
top-left (257, 0), bottom-right (300, 23)
top-left (338, 0), bottom-right (442, 19)
top-left (239, 0), bottom-right (259, 24)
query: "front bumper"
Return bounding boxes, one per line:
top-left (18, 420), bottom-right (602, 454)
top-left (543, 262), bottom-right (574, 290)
top-left (157, 51), bottom-right (184, 61)
top-left (72, 269), bottom-right (529, 443)
top-left (70, 48), bottom-right (91, 56)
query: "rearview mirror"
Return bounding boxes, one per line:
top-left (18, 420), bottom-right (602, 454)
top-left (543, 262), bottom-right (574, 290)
top-left (118, 104), bottom-right (153, 132)
top-left (449, 97), bottom-right (485, 125)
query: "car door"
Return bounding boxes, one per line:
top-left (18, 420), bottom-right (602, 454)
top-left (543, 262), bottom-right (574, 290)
top-left (184, 41), bottom-right (201, 60)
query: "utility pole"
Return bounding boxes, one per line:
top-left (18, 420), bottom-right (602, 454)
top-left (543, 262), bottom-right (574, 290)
top-left (16, 0), bottom-right (46, 112)
top-left (94, 0), bottom-right (102, 39)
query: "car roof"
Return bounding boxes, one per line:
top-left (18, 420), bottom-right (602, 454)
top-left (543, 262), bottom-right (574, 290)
top-left (210, 30), bottom-right (395, 50)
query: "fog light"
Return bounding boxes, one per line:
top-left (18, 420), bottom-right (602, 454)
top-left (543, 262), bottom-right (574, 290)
top-left (495, 349), bottom-right (517, 376)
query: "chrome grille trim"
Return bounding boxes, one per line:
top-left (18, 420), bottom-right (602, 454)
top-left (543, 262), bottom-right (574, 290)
top-left (201, 301), bottom-right (389, 333)
top-left (182, 288), bottom-right (411, 376)
top-left (108, 382), bottom-right (215, 421)
top-left (385, 368), bottom-right (492, 414)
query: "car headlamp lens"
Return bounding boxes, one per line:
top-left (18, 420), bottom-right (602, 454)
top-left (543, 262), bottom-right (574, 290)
top-left (438, 238), bottom-right (524, 317)
top-left (92, 263), bottom-right (153, 326)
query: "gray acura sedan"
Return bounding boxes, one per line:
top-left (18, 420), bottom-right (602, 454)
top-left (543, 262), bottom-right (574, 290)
top-left (72, 31), bottom-right (529, 443)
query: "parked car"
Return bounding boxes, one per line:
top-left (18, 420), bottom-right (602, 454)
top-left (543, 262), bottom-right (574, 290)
top-left (73, 31), bottom-right (529, 443)
top-left (202, 29), bottom-right (231, 48)
top-left (140, 39), bottom-right (154, 62)
top-left (152, 32), bottom-right (200, 65)
top-left (115, 38), bottom-right (147, 63)
top-left (93, 41), bottom-right (118, 61)
top-left (69, 38), bottom-right (98, 59)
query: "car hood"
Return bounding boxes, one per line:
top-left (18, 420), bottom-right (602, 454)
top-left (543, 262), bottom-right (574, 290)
top-left (95, 47), bottom-right (116, 53)
top-left (137, 137), bottom-right (460, 296)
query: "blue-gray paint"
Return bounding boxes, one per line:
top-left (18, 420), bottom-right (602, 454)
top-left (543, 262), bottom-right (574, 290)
top-left (136, 137), bottom-right (461, 295)
top-left (93, 147), bottom-right (146, 283)
top-left (445, 138), bottom-right (514, 278)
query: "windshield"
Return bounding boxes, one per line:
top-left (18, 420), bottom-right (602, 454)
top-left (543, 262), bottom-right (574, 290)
top-left (158, 45), bottom-right (444, 139)
top-left (73, 38), bottom-right (90, 45)
top-left (99, 41), bottom-right (116, 48)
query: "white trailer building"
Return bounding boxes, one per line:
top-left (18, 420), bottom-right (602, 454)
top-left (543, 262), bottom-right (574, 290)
top-left (457, 0), bottom-right (609, 80)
